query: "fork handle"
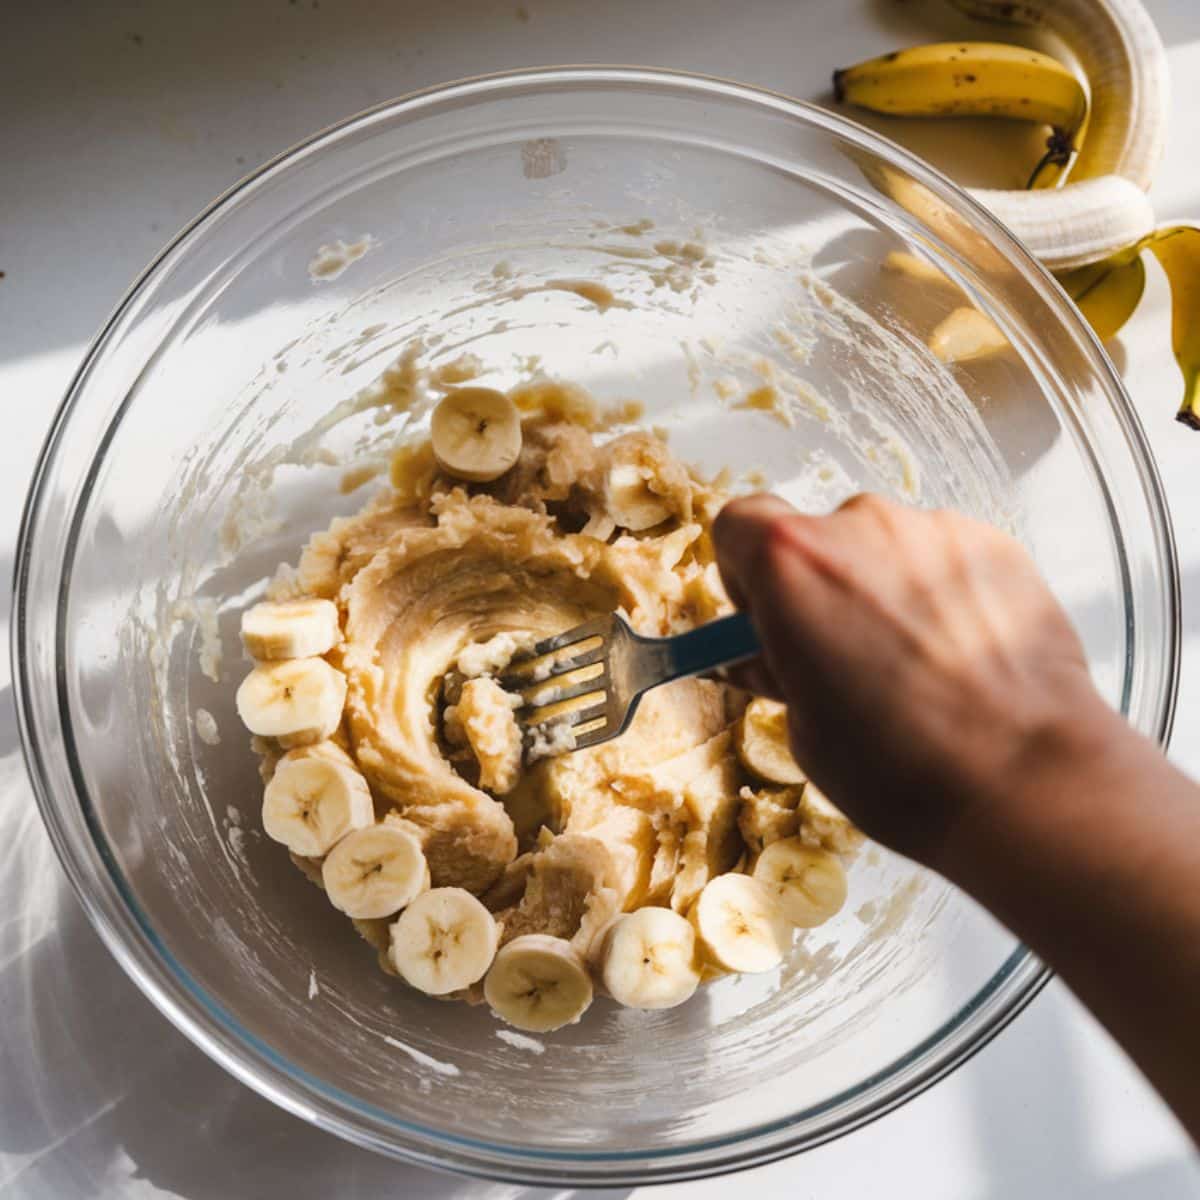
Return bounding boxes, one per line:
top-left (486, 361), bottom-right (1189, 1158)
top-left (660, 611), bottom-right (760, 682)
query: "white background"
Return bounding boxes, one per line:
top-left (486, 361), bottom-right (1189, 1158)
top-left (2, 1), bottom-right (1199, 1195)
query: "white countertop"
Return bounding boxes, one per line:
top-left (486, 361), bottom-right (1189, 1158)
top-left (2, 1), bottom-right (1198, 1195)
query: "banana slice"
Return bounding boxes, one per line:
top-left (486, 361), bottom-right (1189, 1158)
top-left (430, 387), bottom-right (522, 482)
top-left (798, 785), bottom-right (864, 857)
top-left (753, 838), bottom-right (848, 929)
top-left (389, 887), bottom-right (499, 994)
top-left (483, 934), bottom-right (593, 1032)
top-left (928, 308), bottom-right (1009, 364)
top-left (735, 698), bottom-right (805, 786)
top-left (599, 907), bottom-right (700, 1010)
top-left (262, 748), bottom-right (374, 857)
top-left (322, 822), bottom-right (428, 919)
top-left (241, 598), bottom-right (340, 660)
top-left (236, 657), bottom-right (347, 747)
top-left (605, 463), bottom-right (674, 531)
top-left (688, 873), bottom-right (791, 974)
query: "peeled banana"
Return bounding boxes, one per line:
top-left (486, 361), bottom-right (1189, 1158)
top-left (840, 0), bottom-right (1168, 271)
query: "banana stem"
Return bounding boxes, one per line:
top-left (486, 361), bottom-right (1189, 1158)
top-left (1026, 128), bottom-right (1077, 190)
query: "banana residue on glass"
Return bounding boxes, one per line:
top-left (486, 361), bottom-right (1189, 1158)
top-left (141, 214), bottom-right (1017, 1082)
top-left (236, 365), bottom-right (871, 1029)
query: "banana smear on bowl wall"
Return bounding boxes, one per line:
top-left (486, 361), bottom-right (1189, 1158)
top-left (833, 0), bottom-right (1200, 429)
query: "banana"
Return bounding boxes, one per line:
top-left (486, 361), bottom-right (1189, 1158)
top-left (1057, 253), bottom-right (1146, 342)
top-left (834, 44), bottom-right (1087, 157)
top-left (322, 821), bottom-right (428, 919)
top-left (483, 933), bottom-right (594, 1031)
top-left (430, 387), bottom-right (522, 482)
top-left (735, 698), bottom-right (805, 786)
top-left (958, 0), bottom-right (1168, 270)
top-left (389, 886), bottom-right (499, 994)
top-left (261, 746), bottom-right (374, 856)
top-left (688, 873), bottom-right (791, 974)
top-left (241, 598), bottom-right (340, 660)
top-left (737, 784), bottom-right (803, 855)
top-left (451, 676), bottom-right (523, 794)
top-left (235, 657), bottom-right (347, 746)
top-left (881, 250), bottom-right (954, 288)
top-left (848, 1), bottom-right (1168, 270)
top-left (928, 308), bottom-right (1009, 364)
top-left (948, 0), bottom-right (1168, 189)
top-left (798, 785), bottom-right (864, 856)
top-left (598, 907), bottom-right (701, 1010)
top-left (605, 463), bottom-right (673, 531)
top-left (1053, 224), bottom-right (1200, 425)
top-left (1139, 226), bottom-right (1200, 429)
top-left (753, 839), bottom-right (848, 929)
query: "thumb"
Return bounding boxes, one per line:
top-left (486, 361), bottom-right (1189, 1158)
top-left (712, 493), bottom-right (798, 611)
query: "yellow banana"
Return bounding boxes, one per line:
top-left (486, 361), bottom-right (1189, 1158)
top-left (834, 43), bottom-right (1088, 184)
top-left (1139, 226), bottom-right (1200, 429)
top-left (1057, 254), bottom-right (1146, 342)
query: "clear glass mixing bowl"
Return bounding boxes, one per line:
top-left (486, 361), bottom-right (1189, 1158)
top-left (13, 69), bottom-right (1179, 1185)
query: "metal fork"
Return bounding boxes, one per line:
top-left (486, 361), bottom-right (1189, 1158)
top-left (500, 611), bottom-right (760, 755)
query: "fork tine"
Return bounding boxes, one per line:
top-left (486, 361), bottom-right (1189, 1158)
top-left (526, 696), bottom-right (607, 732)
top-left (500, 634), bottom-right (609, 691)
top-left (571, 718), bottom-right (615, 750)
top-left (531, 615), bottom-right (613, 658)
top-left (523, 670), bottom-right (608, 710)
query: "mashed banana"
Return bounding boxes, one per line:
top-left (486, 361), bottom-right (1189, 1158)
top-left (241, 376), bottom-right (861, 1024)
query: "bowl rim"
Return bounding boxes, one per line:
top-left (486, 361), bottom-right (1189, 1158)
top-left (11, 65), bottom-right (1180, 1186)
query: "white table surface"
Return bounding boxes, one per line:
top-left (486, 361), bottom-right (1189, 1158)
top-left (2, 1), bottom-right (1199, 1195)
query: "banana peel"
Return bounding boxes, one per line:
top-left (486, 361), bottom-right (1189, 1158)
top-left (1057, 225), bottom-right (1200, 428)
top-left (1143, 226), bottom-right (1200, 429)
top-left (1056, 254), bottom-right (1146, 342)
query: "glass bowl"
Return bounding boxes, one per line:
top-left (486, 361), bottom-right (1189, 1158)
top-left (13, 68), bottom-right (1179, 1185)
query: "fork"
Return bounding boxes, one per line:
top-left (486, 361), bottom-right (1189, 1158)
top-left (500, 611), bottom-right (760, 755)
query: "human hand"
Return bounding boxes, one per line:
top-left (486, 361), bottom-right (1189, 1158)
top-left (713, 493), bottom-right (1116, 868)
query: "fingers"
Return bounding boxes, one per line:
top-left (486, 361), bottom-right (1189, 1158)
top-left (712, 493), bottom-right (800, 612)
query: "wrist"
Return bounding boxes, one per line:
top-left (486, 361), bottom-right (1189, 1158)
top-left (932, 686), bottom-right (1144, 888)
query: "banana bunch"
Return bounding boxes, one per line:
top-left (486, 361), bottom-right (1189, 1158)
top-left (834, 0), bottom-right (1200, 429)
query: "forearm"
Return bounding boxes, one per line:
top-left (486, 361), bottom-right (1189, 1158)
top-left (939, 699), bottom-right (1200, 1140)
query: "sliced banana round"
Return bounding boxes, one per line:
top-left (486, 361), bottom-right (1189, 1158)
top-left (599, 907), bottom-right (700, 1010)
top-left (689, 873), bottom-right (791, 974)
top-left (753, 838), bottom-right (848, 929)
top-left (389, 887), bottom-right (499, 994)
top-left (484, 934), bottom-right (593, 1032)
top-left (605, 463), bottom-right (673, 531)
top-left (235, 657), bottom-right (346, 747)
top-left (735, 698), bottom-right (805, 786)
top-left (262, 748), bottom-right (374, 857)
top-left (322, 822), bottom-right (428, 919)
top-left (241, 598), bottom-right (340, 661)
top-left (430, 387), bottom-right (522, 482)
